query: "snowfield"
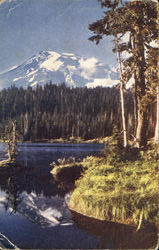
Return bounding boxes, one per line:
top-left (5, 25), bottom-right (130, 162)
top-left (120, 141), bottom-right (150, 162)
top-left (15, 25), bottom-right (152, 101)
top-left (0, 50), bottom-right (118, 89)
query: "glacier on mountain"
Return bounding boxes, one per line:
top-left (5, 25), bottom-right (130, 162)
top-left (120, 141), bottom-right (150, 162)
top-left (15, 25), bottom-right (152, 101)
top-left (0, 50), bottom-right (118, 89)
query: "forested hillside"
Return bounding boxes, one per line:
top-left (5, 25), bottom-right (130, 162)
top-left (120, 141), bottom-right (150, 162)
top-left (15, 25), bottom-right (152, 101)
top-left (0, 83), bottom-right (137, 141)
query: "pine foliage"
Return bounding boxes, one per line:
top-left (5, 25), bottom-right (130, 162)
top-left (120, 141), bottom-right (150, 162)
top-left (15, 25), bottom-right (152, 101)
top-left (0, 84), bottom-right (135, 141)
top-left (89, 0), bottom-right (158, 147)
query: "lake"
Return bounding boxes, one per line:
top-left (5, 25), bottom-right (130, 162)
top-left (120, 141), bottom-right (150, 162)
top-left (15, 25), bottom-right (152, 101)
top-left (0, 143), bottom-right (157, 249)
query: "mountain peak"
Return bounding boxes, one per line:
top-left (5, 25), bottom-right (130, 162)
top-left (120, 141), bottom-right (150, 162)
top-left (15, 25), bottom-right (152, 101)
top-left (0, 50), bottom-right (118, 90)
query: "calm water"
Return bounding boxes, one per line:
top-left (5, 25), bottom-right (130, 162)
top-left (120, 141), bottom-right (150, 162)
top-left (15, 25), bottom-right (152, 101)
top-left (0, 143), bottom-right (157, 249)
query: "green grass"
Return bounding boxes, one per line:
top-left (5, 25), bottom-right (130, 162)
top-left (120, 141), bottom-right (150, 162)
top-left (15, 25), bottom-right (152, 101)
top-left (69, 147), bottom-right (158, 229)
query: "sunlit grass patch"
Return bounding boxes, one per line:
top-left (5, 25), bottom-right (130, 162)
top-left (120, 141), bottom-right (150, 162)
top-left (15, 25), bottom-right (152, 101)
top-left (69, 151), bottom-right (158, 229)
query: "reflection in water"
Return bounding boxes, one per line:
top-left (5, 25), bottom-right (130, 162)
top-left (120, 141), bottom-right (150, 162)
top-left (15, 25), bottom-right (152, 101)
top-left (0, 143), bottom-right (104, 213)
top-left (0, 143), bottom-right (158, 249)
top-left (70, 210), bottom-right (158, 249)
top-left (2, 168), bottom-right (156, 249)
top-left (2, 176), bottom-right (22, 214)
top-left (0, 166), bottom-right (70, 214)
top-left (0, 168), bottom-right (98, 249)
top-left (0, 143), bottom-right (104, 249)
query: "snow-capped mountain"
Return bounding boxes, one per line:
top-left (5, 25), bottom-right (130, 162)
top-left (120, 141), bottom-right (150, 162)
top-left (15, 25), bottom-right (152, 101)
top-left (0, 51), bottom-right (118, 89)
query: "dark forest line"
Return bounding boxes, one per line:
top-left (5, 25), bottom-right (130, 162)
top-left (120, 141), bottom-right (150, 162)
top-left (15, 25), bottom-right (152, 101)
top-left (0, 83), bottom-right (155, 141)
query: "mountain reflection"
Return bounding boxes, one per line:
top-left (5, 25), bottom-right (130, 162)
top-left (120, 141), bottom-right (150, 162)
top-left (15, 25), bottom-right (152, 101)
top-left (0, 143), bottom-right (157, 249)
top-left (0, 165), bottom-right (71, 211)
top-left (0, 166), bottom-right (73, 228)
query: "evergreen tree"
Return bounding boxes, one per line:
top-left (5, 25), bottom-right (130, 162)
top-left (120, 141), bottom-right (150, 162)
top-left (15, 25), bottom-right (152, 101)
top-left (89, 0), bottom-right (158, 147)
top-left (0, 84), bottom-right (135, 141)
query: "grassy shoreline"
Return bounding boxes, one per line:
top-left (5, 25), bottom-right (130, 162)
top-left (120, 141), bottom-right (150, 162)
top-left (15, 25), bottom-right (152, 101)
top-left (68, 146), bottom-right (158, 230)
top-left (1, 137), bottom-right (158, 229)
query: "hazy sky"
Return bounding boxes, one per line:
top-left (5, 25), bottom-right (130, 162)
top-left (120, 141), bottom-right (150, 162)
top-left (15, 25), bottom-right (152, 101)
top-left (0, 0), bottom-right (117, 73)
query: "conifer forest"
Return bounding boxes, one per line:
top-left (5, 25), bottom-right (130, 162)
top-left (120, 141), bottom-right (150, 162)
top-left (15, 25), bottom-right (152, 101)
top-left (0, 84), bottom-right (135, 141)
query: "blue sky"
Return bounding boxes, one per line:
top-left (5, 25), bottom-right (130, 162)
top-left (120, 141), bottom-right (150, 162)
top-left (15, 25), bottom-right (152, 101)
top-left (0, 0), bottom-right (117, 74)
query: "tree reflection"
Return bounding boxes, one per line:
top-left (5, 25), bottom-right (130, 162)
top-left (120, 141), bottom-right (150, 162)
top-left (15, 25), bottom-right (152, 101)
top-left (4, 183), bottom-right (22, 213)
top-left (0, 165), bottom-right (72, 213)
top-left (0, 169), bottom-right (22, 213)
top-left (70, 210), bottom-right (158, 249)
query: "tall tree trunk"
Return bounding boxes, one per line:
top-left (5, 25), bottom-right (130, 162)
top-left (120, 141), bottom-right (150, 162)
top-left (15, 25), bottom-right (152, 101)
top-left (155, 85), bottom-right (159, 153)
top-left (134, 71), bottom-right (138, 133)
top-left (120, 82), bottom-right (128, 148)
top-left (11, 121), bottom-right (17, 160)
top-left (24, 112), bottom-right (29, 137)
top-left (7, 140), bottom-right (12, 161)
top-left (133, 29), bottom-right (147, 148)
top-left (6, 121), bottom-right (18, 161)
top-left (135, 107), bottom-right (148, 148)
top-left (115, 37), bottom-right (128, 148)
